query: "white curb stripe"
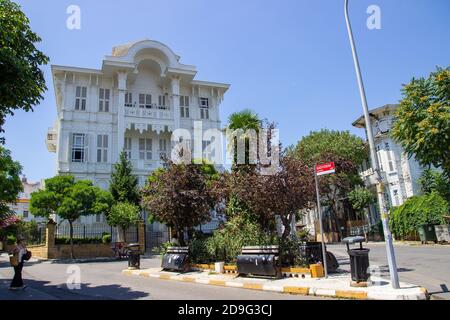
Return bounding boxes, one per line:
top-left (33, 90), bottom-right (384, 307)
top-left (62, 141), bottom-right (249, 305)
top-left (262, 285), bottom-right (284, 293)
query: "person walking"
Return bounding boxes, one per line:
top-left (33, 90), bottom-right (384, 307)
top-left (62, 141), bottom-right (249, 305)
top-left (10, 237), bottom-right (28, 290)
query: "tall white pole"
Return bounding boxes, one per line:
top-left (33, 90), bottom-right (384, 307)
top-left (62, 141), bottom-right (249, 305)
top-left (315, 168), bottom-right (328, 278)
top-left (344, 0), bottom-right (399, 288)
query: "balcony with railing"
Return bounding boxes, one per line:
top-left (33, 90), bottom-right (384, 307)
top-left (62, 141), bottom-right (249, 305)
top-left (124, 104), bottom-right (173, 120)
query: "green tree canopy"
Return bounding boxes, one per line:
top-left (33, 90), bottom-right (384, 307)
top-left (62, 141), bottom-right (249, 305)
top-left (290, 129), bottom-right (367, 166)
top-left (391, 67), bottom-right (450, 177)
top-left (107, 202), bottom-right (141, 242)
top-left (0, 0), bottom-right (49, 141)
top-left (418, 169), bottom-right (450, 203)
top-left (226, 109), bottom-right (262, 166)
top-left (0, 146), bottom-right (22, 225)
top-left (30, 175), bottom-right (113, 258)
top-left (348, 187), bottom-right (374, 216)
top-left (289, 130), bottom-right (367, 240)
top-left (109, 151), bottom-right (140, 206)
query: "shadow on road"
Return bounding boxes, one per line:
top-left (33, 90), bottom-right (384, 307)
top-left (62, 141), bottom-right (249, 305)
top-left (429, 284), bottom-right (449, 297)
top-left (0, 278), bottom-right (150, 300)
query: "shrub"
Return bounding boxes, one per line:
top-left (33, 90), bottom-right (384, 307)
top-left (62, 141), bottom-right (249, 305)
top-left (205, 215), bottom-right (274, 263)
top-left (153, 241), bottom-right (177, 256)
top-left (102, 233), bottom-right (112, 244)
top-left (190, 237), bottom-right (211, 263)
top-left (390, 192), bottom-right (449, 240)
top-left (277, 236), bottom-right (309, 267)
top-left (55, 237), bottom-right (104, 245)
top-left (6, 234), bottom-right (16, 245)
top-left (296, 228), bottom-right (311, 241)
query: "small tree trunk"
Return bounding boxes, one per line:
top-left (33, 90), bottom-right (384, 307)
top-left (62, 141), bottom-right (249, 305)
top-left (69, 220), bottom-right (75, 259)
top-left (364, 209), bottom-right (370, 243)
top-left (123, 227), bottom-right (127, 244)
top-left (281, 214), bottom-right (292, 241)
top-left (177, 229), bottom-right (185, 246)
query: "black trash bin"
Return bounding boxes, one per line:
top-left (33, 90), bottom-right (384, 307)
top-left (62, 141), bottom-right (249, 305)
top-left (342, 236), bottom-right (370, 283)
top-left (127, 243), bottom-right (141, 270)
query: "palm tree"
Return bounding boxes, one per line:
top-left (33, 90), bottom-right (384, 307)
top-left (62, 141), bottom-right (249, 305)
top-left (226, 109), bottom-right (261, 166)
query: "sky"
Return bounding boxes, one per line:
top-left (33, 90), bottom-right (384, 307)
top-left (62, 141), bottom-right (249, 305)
top-left (3, 0), bottom-right (450, 182)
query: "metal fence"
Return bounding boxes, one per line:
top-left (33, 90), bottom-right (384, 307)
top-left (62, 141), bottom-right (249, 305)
top-left (348, 225), bottom-right (370, 236)
top-left (146, 229), bottom-right (170, 253)
top-left (55, 223), bottom-right (138, 243)
top-left (195, 219), bottom-right (221, 234)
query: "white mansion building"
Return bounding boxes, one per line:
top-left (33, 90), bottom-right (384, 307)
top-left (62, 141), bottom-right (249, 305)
top-left (352, 104), bottom-right (424, 211)
top-left (46, 40), bottom-right (229, 229)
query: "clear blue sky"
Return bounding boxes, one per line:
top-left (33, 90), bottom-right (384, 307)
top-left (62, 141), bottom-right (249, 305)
top-left (4, 0), bottom-right (450, 182)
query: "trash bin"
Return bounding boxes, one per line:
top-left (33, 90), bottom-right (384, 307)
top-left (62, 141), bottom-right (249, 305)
top-left (342, 236), bottom-right (370, 283)
top-left (417, 224), bottom-right (438, 244)
top-left (127, 243), bottom-right (140, 270)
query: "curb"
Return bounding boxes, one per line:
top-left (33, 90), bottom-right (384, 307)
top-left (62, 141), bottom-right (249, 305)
top-left (122, 269), bottom-right (428, 300)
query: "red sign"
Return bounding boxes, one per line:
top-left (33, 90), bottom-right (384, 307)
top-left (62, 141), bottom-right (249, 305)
top-left (315, 162), bottom-right (335, 176)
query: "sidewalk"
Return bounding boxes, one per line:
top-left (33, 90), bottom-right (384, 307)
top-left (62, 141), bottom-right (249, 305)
top-left (122, 267), bottom-right (428, 300)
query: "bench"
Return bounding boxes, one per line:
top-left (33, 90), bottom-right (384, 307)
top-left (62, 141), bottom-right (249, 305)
top-left (161, 246), bottom-right (190, 272)
top-left (237, 246), bottom-right (281, 278)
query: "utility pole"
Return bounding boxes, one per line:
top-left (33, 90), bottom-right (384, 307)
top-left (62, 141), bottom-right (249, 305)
top-left (344, 0), bottom-right (400, 289)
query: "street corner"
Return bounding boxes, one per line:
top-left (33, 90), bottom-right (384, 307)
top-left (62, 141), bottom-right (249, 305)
top-left (121, 267), bottom-right (429, 300)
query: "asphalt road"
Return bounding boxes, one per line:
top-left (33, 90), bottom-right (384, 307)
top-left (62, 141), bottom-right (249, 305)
top-left (1, 243), bottom-right (447, 300)
top-left (327, 242), bottom-right (450, 300)
top-left (0, 255), bottom-right (325, 300)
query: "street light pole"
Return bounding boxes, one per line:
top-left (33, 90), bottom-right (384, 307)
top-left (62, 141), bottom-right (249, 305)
top-left (344, 0), bottom-right (400, 289)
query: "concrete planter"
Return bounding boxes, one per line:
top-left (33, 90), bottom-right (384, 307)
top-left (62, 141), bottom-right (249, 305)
top-left (434, 225), bottom-right (450, 243)
top-left (214, 262), bottom-right (224, 273)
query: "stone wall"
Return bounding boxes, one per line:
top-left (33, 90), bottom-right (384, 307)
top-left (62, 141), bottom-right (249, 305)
top-left (48, 243), bottom-right (113, 259)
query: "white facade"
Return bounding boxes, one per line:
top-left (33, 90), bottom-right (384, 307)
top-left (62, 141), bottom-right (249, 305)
top-left (8, 177), bottom-right (46, 223)
top-left (353, 104), bottom-right (424, 212)
top-left (46, 40), bottom-right (229, 224)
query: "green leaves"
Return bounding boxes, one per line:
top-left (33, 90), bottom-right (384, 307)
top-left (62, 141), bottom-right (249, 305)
top-left (348, 187), bottom-right (374, 216)
top-left (30, 175), bottom-right (111, 222)
top-left (290, 129), bottom-right (367, 167)
top-left (107, 202), bottom-right (140, 230)
top-left (0, 0), bottom-right (49, 140)
top-left (109, 151), bottom-right (140, 206)
top-left (390, 192), bottom-right (449, 239)
top-left (418, 169), bottom-right (450, 204)
top-left (0, 145), bottom-right (22, 223)
top-left (392, 67), bottom-right (450, 177)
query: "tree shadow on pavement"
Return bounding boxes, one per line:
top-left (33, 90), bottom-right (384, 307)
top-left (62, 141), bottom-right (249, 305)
top-left (0, 278), bottom-right (150, 300)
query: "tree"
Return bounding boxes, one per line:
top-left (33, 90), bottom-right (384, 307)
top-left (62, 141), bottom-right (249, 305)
top-left (391, 67), bottom-right (450, 177)
top-left (226, 109), bottom-right (261, 166)
top-left (0, 0), bottom-right (49, 142)
top-left (107, 202), bottom-right (141, 242)
top-left (0, 146), bottom-right (22, 225)
top-left (348, 187), bottom-right (374, 217)
top-left (418, 169), bottom-right (450, 204)
top-left (109, 151), bottom-right (140, 206)
top-left (290, 130), bottom-right (367, 240)
top-left (217, 155), bottom-right (315, 240)
top-left (30, 175), bottom-right (113, 259)
top-left (348, 187), bottom-right (374, 241)
top-left (141, 160), bottom-right (219, 246)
